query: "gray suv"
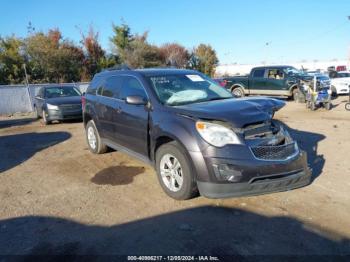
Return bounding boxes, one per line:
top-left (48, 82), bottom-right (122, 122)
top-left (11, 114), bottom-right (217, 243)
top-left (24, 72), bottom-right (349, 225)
top-left (83, 68), bottom-right (311, 200)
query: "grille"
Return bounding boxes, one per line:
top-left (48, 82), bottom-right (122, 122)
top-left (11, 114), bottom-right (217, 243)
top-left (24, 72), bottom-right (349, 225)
top-left (59, 104), bottom-right (81, 110)
top-left (251, 142), bottom-right (298, 160)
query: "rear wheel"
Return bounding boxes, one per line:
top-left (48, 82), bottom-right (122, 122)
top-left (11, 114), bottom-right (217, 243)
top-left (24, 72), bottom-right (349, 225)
top-left (85, 120), bottom-right (108, 154)
top-left (156, 141), bottom-right (198, 200)
top-left (231, 86), bottom-right (245, 98)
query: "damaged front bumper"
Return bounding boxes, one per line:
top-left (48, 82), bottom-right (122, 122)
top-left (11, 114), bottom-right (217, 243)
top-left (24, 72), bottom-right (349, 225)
top-left (191, 121), bottom-right (312, 198)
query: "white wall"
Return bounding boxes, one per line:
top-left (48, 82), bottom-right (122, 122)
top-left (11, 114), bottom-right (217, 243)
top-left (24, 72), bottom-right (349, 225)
top-left (215, 60), bottom-right (350, 76)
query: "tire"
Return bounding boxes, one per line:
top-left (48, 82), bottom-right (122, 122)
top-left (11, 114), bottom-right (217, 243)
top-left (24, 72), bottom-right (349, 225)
top-left (292, 88), bottom-right (299, 102)
top-left (85, 120), bottom-right (108, 154)
top-left (231, 86), bottom-right (245, 98)
top-left (345, 103), bottom-right (350, 111)
top-left (155, 141), bottom-right (198, 200)
top-left (42, 109), bottom-right (51, 125)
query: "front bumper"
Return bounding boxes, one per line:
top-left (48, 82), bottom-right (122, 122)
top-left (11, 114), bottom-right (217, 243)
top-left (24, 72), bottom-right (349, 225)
top-left (47, 109), bottom-right (82, 121)
top-left (197, 168), bottom-right (311, 198)
top-left (189, 144), bottom-right (312, 198)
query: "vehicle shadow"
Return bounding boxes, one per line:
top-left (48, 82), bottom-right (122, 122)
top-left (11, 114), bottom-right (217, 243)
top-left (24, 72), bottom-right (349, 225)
top-left (0, 132), bottom-right (71, 173)
top-left (274, 120), bottom-right (326, 182)
top-left (0, 206), bottom-right (349, 257)
top-left (0, 117), bottom-right (38, 129)
top-left (91, 165), bottom-right (145, 186)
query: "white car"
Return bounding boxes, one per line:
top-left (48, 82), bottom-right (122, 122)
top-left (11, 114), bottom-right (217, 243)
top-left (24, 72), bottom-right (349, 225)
top-left (330, 71), bottom-right (350, 95)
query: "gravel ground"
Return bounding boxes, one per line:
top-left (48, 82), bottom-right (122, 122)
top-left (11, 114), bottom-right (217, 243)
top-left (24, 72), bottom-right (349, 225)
top-left (0, 97), bottom-right (350, 257)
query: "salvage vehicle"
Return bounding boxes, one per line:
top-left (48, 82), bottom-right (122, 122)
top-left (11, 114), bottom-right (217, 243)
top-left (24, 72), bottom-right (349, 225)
top-left (222, 66), bottom-right (307, 100)
top-left (34, 85), bottom-right (83, 125)
top-left (83, 68), bottom-right (311, 200)
top-left (328, 71), bottom-right (350, 95)
top-left (303, 75), bottom-right (332, 111)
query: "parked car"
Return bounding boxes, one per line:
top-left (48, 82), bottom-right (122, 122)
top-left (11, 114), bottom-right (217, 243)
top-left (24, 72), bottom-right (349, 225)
top-left (34, 85), bottom-right (83, 125)
top-left (222, 66), bottom-right (308, 100)
top-left (328, 71), bottom-right (350, 95)
top-left (83, 68), bottom-right (311, 200)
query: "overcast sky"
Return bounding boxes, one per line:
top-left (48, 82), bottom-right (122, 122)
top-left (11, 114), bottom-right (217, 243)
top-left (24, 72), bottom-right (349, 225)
top-left (1, 0), bottom-right (350, 64)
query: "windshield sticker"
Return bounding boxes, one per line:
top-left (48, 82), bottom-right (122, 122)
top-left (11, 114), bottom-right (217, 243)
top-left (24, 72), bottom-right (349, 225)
top-left (186, 75), bottom-right (205, 82)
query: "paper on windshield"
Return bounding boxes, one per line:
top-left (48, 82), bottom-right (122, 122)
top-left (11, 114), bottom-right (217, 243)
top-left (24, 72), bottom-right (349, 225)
top-left (186, 75), bottom-right (205, 82)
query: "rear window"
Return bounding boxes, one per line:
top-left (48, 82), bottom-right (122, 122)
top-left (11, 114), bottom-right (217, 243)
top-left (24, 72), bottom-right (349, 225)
top-left (253, 69), bottom-right (265, 78)
top-left (87, 76), bottom-right (102, 95)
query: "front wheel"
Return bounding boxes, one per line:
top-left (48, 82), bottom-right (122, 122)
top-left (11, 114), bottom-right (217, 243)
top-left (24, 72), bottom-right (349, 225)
top-left (292, 88), bottom-right (299, 102)
top-left (156, 141), bottom-right (198, 200)
top-left (42, 109), bottom-right (51, 125)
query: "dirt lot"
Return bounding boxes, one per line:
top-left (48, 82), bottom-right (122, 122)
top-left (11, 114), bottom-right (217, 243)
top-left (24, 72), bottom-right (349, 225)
top-left (1, 97), bottom-right (350, 257)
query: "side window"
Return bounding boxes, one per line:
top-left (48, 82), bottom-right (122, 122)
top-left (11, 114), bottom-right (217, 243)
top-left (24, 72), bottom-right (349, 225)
top-left (102, 76), bottom-right (122, 98)
top-left (120, 76), bottom-right (147, 100)
top-left (253, 69), bottom-right (265, 78)
top-left (87, 76), bottom-right (101, 95)
top-left (267, 69), bottom-right (284, 80)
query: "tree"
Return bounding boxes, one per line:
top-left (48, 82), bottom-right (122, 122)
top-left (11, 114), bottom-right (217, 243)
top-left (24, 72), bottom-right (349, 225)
top-left (123, 32), bottom-right (162, 68)
top-left (80, 26), bottom-right (110, 81)
top-left (110, 23), bottom-right (133, 62)
top-left (25, 29), bottom-right (84, 83)
top-left (190, 44), bottom-right (218, 77)
top-left (0, 36), bottom-right (26, 85)
top-left (159, 43), bottom-right (189, 68)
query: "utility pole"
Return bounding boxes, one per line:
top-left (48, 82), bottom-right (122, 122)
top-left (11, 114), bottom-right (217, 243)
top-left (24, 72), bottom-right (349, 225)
top-left (23, 64), bottom-right (29, 86)
top-left (264, 42), bottom-right (272, 65)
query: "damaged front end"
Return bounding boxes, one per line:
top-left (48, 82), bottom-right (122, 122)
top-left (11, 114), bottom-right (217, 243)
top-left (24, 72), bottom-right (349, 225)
top-left (239, 120), bottom-right (299, 161)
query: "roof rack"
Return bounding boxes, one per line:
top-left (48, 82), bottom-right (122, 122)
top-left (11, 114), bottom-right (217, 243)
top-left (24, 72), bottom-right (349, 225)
top-left (103, 64), bottom-right (132, 72)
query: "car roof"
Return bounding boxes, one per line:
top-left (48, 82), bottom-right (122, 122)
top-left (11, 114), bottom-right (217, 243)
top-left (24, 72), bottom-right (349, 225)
top-left (252, 65), bottom-right (291, 70)
top-left (95, 68), bottom-right (201, 78)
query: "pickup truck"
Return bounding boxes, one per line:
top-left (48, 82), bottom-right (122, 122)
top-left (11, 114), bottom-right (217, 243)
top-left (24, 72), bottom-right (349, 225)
top-left (223, 66), bottom-right (305, 100)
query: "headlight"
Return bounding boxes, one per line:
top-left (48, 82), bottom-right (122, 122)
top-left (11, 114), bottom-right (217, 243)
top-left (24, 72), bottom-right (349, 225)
top-left (46, 103), bottom-right (59, 110)
top-left (196, 121), bottom-right (242, 147)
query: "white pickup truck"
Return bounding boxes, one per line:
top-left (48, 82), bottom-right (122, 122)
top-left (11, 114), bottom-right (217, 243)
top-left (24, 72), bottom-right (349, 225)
top-left (330, 71), bottom-right (350, 95)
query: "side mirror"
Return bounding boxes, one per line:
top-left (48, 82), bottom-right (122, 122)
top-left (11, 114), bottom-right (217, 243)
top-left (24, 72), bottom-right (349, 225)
top-left (35, 95), bottom-right (41, 99)
top-left (126, 95), bottom-right (148, 105)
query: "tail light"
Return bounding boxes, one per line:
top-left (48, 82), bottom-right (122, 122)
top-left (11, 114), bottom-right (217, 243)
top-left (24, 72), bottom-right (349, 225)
top-left (81, 95), bottom-right (86, 111)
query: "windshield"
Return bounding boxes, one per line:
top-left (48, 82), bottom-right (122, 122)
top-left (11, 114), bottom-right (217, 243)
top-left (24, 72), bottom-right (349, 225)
top-left (44, 86), bottom-right (81, 99)
top-left (284, 67), bottom-right (302, 75)
top-left (147, 74), bottom-right (233, 106)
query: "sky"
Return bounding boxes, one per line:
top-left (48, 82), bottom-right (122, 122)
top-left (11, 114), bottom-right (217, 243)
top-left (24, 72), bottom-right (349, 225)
top-left (1, 0), bottom-right (350, 65)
